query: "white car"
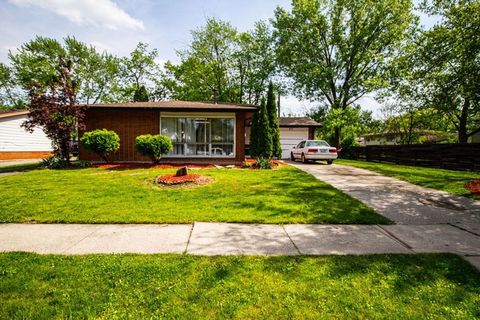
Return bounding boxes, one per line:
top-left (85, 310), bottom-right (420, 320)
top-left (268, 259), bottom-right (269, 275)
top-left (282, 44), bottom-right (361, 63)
top-left (290, 140), bottom-right (338, 164)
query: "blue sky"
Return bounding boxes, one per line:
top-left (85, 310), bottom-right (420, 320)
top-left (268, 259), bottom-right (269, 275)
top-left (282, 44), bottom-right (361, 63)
top-left (0, 0), bottom-right (436, 116)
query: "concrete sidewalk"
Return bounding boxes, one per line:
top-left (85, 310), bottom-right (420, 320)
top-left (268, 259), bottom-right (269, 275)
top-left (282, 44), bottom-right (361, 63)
top-left (1, 222), bottom-right (479, 269)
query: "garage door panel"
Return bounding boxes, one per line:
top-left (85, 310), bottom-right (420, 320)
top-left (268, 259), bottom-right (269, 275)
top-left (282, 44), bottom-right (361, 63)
top-left (279, 128), bottom-right (309, 159)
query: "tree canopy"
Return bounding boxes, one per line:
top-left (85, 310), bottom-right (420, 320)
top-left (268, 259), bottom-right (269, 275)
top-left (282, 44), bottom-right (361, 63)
top-left (273, 0), bottom-right (414, 147)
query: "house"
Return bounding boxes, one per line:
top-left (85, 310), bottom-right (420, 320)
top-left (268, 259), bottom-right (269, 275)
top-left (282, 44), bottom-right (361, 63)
top-left (80, 102), bottom-right (322, 163)
top-left (245, 117), bottom-right (322, 159)
top-left (79, 101), bottom-right (258, 165)
top-left (0, 110), bottom-right (52, 160)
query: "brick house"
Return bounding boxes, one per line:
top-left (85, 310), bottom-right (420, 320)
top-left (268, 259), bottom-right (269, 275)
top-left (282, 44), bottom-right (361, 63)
top-left (79, 101), bottom-right (258, 165)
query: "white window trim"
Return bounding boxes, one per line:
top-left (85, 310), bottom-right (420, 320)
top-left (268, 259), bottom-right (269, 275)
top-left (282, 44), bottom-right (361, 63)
top-left (159, 112), bottom-right (236, 158)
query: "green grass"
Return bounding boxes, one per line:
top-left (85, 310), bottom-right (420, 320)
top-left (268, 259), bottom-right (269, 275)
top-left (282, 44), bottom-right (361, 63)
top-left (337, 159), bottom-right (480, 198)
top-left (0, 162), bottom-right (42, 174)
top-left (0, 253), bottom-right (479, 319)
top-left (0, 165), bottom-right (388, 224)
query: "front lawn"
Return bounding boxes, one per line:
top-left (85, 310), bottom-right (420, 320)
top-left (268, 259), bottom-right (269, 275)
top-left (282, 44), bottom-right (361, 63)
top-left (337, 159), bottom-right (480, 198)
top-left (1, 253), bottom-right (479, 319)
top-left (0, 165), bottom-right (387, 224)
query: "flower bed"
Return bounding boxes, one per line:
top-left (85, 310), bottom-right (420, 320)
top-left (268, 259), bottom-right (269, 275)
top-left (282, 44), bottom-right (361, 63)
top-left (465, 179), bottom-right (480, 195)
top-left (95, 163), bottom-right (215, 170)
top-left (156, 173), bottom-right (211, 186)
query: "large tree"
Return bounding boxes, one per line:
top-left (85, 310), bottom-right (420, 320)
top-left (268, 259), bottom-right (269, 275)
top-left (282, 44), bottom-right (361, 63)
top-left (163, 18), bottom-right (277, 104)
top-left (8, 36), bottom-right (123, 105)
top-left (0, 62), bottom-right (24, 109)
top-left (409, 0), bottom-right (480, 143)
top-left (273, 0), bottom-right (414, 147)
top-left (120, 42), bottom-right (161, 101)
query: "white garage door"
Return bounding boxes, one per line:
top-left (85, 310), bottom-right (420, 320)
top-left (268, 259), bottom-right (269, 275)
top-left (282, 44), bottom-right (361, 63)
top-left (280, 127), bottom-right (309, 159)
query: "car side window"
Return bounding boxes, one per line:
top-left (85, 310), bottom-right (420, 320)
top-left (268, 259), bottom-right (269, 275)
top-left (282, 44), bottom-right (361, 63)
top-left (298, 141), bottom-right (305, 148)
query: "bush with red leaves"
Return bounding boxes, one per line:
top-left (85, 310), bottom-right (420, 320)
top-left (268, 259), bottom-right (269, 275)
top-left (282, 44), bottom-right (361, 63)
top-left (156, 174), bottom-right (210, 186)
top-left (465, 179), bottom-right (480, 195)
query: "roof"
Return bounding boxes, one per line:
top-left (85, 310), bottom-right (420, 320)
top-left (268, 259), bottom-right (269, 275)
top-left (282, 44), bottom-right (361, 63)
top-left (0, 110), bottom-right (29, 119)
top-left (84, 101), bottom-right (259, 111)
top-left (279, 117), bottom-right (322, 127)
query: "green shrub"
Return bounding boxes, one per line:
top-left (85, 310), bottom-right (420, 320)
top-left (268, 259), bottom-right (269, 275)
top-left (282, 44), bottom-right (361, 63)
top-left (242, 161), bottom-right (252, 168)
top-left (80, 129), bottom-right (120, 163)
top-left (42, 156), bottom-right (68, 169)
top-left (254, 157), bottom-right (273, 169)
top-left (135, 134), bottom-right (173, 163)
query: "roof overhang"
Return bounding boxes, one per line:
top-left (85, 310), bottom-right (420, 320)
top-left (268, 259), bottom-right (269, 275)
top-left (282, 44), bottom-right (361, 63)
top-left (82, 101), bottom-right (259, 112)
top-left (0, 110), bottom-right (29, 119)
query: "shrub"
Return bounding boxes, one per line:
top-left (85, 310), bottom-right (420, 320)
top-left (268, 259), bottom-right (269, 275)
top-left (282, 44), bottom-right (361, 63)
top-left (135, 134), bottom-right (173, 163)
top-left (254, 157), bottom-right (273, 169)
top-left (42, 156), bottom-right (68, 169)
top-left (242, 161), bottom-right (252, 168)
top-left (465, 179), bottom-right (480, 195)
top-left (80, 129), bottom-right (120, 163)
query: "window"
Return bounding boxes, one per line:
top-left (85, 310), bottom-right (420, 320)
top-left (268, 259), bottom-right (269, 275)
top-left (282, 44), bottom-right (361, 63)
top-left (306, 140), bottom-right (329, 147)
top-left (161, 116), bottom-right (235, 157)
top-left (297, 141), bottom-right (305, 148)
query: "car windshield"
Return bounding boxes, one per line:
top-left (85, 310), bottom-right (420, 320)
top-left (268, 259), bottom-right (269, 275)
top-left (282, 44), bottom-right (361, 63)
top-left (306, 140), bottom-right (330, 147)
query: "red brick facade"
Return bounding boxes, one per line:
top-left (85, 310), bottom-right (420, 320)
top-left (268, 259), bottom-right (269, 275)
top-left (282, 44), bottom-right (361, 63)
top-left (79, 108), bottom-right (248, 165)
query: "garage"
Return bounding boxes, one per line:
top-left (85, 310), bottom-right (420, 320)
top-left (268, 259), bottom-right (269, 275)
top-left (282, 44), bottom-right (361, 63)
top-left (245, 117), bottom-right (322, 159)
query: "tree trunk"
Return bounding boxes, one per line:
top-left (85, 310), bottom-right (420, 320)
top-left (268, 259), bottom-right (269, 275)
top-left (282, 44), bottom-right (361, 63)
top-left (333, 127), bottom-right (341, 148)
top-left (458, 99), bottom-right (469, 144)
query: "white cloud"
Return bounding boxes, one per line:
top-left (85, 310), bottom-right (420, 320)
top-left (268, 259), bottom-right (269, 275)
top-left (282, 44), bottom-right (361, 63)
top-left (9, 0), bottom-right (145, 31)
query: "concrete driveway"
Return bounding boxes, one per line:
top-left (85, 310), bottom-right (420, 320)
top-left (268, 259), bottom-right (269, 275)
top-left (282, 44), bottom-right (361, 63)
top-left (289, 161), bottom-right (480, 226)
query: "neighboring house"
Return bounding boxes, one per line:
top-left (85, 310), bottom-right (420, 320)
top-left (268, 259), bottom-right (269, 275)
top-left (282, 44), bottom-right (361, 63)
top-left (0, 110), bottom-right (52, 160)
top-left (79, 101), bottom-right (258, 165)
top-left (245, 117), bottom-right (322, 159)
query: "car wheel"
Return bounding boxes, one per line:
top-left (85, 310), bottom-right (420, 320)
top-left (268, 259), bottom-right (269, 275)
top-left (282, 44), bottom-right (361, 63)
top-left (302, 153), bottom-right (308, 164)
top-left (327, 160), bottom-right (333, 165)
top-left (290, 152), bottom-right (295, 161)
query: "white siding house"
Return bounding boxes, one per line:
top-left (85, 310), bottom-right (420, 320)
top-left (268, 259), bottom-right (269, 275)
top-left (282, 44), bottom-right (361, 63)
top-left (0, 110), bottom-right (52, 160)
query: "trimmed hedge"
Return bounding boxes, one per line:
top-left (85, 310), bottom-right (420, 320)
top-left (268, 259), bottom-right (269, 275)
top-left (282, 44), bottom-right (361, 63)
top-left (80, 129), bottom-right (120, 163)
top-left (135, 134), bottom-right (173, 163)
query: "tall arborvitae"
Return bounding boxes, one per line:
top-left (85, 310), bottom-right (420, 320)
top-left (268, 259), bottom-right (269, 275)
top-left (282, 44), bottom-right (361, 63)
top-left (255, 98), bottom-right (273, 158)
top-left (266, 82), bottom-right (282, 158)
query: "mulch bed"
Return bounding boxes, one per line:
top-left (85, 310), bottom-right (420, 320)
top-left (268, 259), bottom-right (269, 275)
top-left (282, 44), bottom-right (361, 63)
top-left (94, 163), bottom-right (215, 170)
top-left (465, 179), bottom-right (480, 195)
top-left (156, 174), bottom-right (212, 186)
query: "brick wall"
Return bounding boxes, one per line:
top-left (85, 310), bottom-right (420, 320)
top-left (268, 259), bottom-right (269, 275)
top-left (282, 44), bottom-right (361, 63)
top-left (79, 108), bottom-right (160, 162)
top-left (80, 108), bottom-right (247, 165)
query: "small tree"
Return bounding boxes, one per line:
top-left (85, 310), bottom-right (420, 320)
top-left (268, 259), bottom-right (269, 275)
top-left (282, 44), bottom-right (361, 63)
top-left (135, 134), bottom-right (173, 163)
top-left (250, 98), bottom-right (272, 159)
top-left (133, 85), bottom-right (149, 102)
top-left (80, 129), bottom-right (120, 163)
top-left (266, 82), bottom-right (281, 158)
top-left (22, 59), bottom-right (84, 165)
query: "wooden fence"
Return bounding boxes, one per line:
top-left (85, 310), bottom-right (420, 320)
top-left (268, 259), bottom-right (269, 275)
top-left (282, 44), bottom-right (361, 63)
top-left (342, 143), bottom-right (480, 171)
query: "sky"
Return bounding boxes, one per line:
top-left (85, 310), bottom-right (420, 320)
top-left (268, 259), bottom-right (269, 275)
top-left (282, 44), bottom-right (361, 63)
top-left (0, 0), bottom-right (437, 117)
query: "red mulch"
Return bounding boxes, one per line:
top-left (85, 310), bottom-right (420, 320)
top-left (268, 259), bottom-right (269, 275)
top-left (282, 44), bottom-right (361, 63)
top-left (94, 163), bottom-right (215, 170)
top-left (156, 174), bottom-right (211, 186)
top-left (465, 179), bottom-right (480, 195)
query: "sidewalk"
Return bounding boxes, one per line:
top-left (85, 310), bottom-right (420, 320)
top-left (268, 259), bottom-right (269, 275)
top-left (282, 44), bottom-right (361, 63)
top-left (1, 222), bottom-right (479, 269)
